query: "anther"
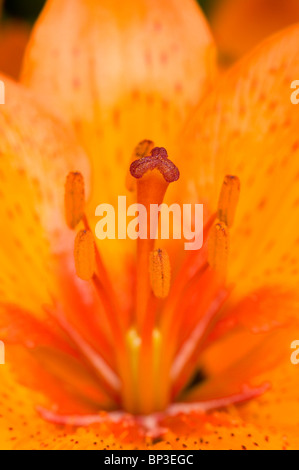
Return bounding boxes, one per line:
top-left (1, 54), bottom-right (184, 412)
top-left (149, 248), bottom-right (171, 299)
top-left (126, 140), bottom-right (155, 191)
top-left (208, 221), bottom-right (229, 276)
top-left (74, 230), bottom-right (95, 281)
top-left (65, 172), bottom-right (85, 229)
top-left (134, 140), bottom-right (156, 159)
top-left (217, 175), bottom-right (240, 228)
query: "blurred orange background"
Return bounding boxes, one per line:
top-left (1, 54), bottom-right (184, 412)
top-left (1, 0), bottom-right (299, 79)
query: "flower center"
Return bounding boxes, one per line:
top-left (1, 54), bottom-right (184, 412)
top-left (63, 142), bottom-right (240, 415)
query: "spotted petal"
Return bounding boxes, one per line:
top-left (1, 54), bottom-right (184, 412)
top-left (0, 74), bottom-right (89, 313)
top-left (182, 25), bottom-right (299, 299)
top-left (1, 362), bottom-right (299, 449)
top-left (21, 0), bottom-right (216, 208)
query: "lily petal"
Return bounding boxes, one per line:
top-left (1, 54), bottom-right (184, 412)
top-left (0, 74), bottom-right (89, 313)
top-left (188, 325), bottom-right (294, 402)
top-left (211, 0), bottom-right (299, 64)
top-left (21, 0), bottom-right (216, 207)
top-left (1, 363), bottom-right (298, 449)
top-left (182, 25), bottom-right (299, 297)
top-left (0, 366), bottom-right (144, 450)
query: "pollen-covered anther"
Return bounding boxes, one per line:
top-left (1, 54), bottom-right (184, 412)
top-left (134, 140), bottom-right (156, 159)
top-left (217, 175), bottom-right (240, 228)
top-left (74, 230), bottom-right (96, 281)
top-left (126, 140), bottom-right (155, 191)
top-left (149, 248), bottom-right (171, 299)
top-left (208, 221), bottom-right (229, 276)
top-left (130, 147), bottom-right (180, 183)
top-left (65, 172), bottom-right (85, 229)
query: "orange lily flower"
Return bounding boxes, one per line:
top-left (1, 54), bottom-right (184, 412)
top-left (0, 0), bottom-right (299, 450)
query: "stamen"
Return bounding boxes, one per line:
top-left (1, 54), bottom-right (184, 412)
top-left (126, 140), bottom-right (155, 191)
top-left (217, 175), bottom-right (240, 228)
top-left (45, 304), bottom-right (121, 402)
top-left (168, 383), bottom-right (270, 414)
top-left (208, 221), bottom-right (229, 276)
top-left (171, 288), bottom-right (230, 398)
top-left (65, 172), bottom-right (85, 229)
top-left (135, 139), bottom-right (156, 159)
top-left (91, 274), bottom-right (135, 412)
top-left (74, 230), bottom-right (95, 281)
top-left (149, 249), bottom-right (171, 299)
top-left (64, 173), bottom-right (135, 410)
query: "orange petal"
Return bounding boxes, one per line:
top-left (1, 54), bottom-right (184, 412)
top-left (0, 304), bottom-right (74, 352)
top-left (21, 0), bottom-right (216, 209)
top-left (182, 25), bottom-right (299, 298)
top-left (211, 0), bottom-right (299, 64)
top-left (155, 408), bottom-right (298, 449)
top-left (0, 74), bottom-right (89, 314)
top-left (239, 361), bottom-right (299, 439)
top-left (0, 366), bottom-right (145, 450)
top-left (191, 326), bottom-right (293, 401)
top-left (0, 359), bottom-right (298, 449)
top-left (6, 344), bottom-right (114, 415)
top-left (209, 287), bottom-right (299, 341)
